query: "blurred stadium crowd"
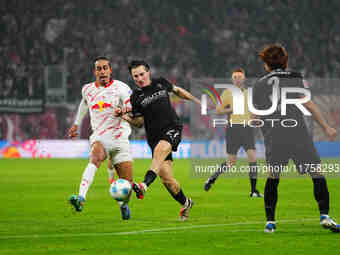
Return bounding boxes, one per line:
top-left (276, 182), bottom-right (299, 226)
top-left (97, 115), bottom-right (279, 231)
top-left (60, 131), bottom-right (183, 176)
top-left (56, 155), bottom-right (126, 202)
top-left (1, 0), bottom-right (340, 141)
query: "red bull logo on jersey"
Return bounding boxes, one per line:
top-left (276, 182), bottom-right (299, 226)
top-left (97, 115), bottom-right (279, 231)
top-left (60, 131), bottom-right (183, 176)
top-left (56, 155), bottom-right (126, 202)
top-left (92, 101), bottom-right (112, 111)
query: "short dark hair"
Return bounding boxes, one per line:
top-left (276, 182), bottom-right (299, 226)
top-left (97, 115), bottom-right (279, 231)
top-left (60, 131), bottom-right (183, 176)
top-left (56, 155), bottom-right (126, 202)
top-left (94, 56), bottom-right (111, 68)
top-left (128, 60), bottom-right (150, 74)
top-left (231, 68), bottom-right (245, 75)
top-left (259, 44), bottom-right (288, 70)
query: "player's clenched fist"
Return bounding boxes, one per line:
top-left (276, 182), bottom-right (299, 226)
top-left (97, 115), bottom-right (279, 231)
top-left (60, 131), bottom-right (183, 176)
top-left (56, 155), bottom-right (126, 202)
top-left (114, 107), bottom-right (123, 117)
top-left (68, 124), bottom-right (79, 138)
top-left (114, 107), bottom-right (132, 117)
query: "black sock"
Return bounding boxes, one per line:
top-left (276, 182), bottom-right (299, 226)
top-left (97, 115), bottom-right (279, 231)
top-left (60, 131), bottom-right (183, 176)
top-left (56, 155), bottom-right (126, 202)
top-left (210, 161), bottom-right (228, 180)
top-left (264, 178), bottom-right (280, 221)
top-left (312, 176), bottom-right (329, 215)
top-left (143, 170), bottom-right (157, 187)
top-left (249, 162), bottom-right (258, 192)
top-left (169, 189), bottom-right (187, 206)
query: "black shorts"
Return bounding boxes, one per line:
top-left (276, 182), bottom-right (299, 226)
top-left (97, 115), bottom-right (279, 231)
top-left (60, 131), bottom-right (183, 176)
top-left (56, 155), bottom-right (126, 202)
top-left (148, 126), bottom-right (182, 161)
top-left (225, 125), bottom-right (256, 155)
top-left (265, 131), bottom-right (321, 175)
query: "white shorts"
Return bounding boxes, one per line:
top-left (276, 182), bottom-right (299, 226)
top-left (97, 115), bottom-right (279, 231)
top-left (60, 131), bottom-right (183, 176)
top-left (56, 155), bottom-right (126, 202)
top-left (90, 132), bottom-right (132, 165)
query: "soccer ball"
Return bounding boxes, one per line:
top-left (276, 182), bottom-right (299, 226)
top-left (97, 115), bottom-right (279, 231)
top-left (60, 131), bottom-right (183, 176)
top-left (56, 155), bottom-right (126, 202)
top-left (109, 179), bottom-right (132, 201)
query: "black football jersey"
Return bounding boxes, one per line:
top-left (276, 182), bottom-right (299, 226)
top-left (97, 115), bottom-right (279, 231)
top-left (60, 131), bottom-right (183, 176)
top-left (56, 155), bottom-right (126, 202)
top-left (130, 77), bottom-right (182, 142)
top-left (253, 69), bottom-right (311, 142)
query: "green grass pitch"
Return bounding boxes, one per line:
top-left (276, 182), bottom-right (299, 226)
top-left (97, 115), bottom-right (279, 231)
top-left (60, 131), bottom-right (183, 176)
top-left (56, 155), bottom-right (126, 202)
top-left (1, 158), bottom-right (340, 254)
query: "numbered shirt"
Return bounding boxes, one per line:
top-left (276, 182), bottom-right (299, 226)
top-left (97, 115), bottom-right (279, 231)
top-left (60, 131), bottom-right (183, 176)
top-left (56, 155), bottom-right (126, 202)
top-left (81, 80), bottom-right (132, 139)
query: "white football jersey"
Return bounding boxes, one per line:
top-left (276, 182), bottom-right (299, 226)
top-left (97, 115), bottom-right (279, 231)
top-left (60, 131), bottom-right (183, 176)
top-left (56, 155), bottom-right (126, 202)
top-left (81, 80), bottom-right (132, 140)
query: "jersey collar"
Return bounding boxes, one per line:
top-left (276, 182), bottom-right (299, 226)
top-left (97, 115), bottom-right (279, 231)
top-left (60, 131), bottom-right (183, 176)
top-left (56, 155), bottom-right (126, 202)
top-left (95, 80), bottom-right (114, 88)
top-left (270, 68), bottom-right (285, 74)
top-left (141, 82), bottom-right (153, 91)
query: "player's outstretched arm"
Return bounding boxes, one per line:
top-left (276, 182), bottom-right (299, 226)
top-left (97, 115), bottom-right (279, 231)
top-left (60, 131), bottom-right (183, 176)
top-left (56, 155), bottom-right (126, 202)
top-left (303, 100), bottom-right (337, 141)
top-left (172, 86), bottom-right (201, 105)
top-left (69, 98), bottom-right (88, 139)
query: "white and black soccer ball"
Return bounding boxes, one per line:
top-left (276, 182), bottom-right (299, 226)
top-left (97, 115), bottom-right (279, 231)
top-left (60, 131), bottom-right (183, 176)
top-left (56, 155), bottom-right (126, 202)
top-left (109, 179), bottom-right (132, 201)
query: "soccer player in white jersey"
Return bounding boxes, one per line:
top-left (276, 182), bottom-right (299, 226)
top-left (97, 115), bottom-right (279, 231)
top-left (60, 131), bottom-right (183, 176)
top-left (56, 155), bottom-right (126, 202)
top-left (68, 57), bottom-right (133, 220)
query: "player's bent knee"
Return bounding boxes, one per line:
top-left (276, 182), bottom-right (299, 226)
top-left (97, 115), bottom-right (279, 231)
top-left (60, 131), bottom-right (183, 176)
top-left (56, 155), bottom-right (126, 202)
top-left (155, 141), bottom-right (172, 154)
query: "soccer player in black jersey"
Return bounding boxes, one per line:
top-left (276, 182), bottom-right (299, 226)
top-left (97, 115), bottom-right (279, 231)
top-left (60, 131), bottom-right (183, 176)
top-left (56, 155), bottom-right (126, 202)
top-left (117, 60), bottom-right (200, 221)
top-left (253, 44), bottom-right (339, 233)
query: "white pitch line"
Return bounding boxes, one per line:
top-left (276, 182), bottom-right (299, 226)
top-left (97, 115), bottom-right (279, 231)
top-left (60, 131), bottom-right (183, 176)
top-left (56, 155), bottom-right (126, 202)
top-left (0, 218), bottom-right (316, 240)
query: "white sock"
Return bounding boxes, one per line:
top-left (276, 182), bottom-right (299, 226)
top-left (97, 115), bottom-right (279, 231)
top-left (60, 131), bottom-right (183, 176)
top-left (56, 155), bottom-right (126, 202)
top-left (107, 167), bottom-right (115, 180)
top-left (79, 163), bottom-right (98, 199)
